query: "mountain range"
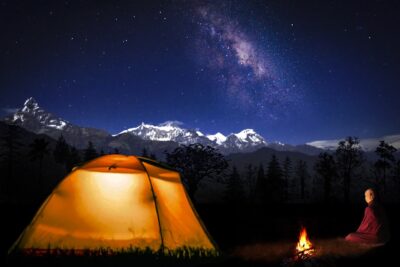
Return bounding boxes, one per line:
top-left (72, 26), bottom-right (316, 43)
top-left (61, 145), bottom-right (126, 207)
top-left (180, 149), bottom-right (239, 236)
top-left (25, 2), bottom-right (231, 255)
top-left (2, 97), bottom-right (399, 156)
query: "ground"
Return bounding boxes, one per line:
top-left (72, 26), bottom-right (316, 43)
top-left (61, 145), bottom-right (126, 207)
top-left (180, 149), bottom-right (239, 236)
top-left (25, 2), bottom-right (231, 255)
top-left (2, 201), bottom-right (399, 266)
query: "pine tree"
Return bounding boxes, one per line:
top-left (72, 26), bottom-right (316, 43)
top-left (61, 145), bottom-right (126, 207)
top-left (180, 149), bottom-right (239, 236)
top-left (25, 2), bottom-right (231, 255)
top-left (295, 160), bottom-right (310, 201)
top-left (67, 147), bottom-right (81, 171)
top-left (53, 135), bottom-right (70, 172)
top-left (0, 124), bottom-right (23, 195)
top-left (84, 141), bottom-right (98, 162)
top-left (335, 137), bottom-right (363, 203)
top-left (141, 148), bottom-right (149, 158)
top-left (393, 160), bottom-right (400, 201)
top-left (315, 152), bottom-right (337, 204)
top-left (225, 166), bottom-right (245, 205)
top-left (282, 157), bottom-right (292, 201)
top-left (254, 164), bottom-right (267, 204)
top-left (29, 138), bottom-right (50, 191)
top-left (245, 164), bottom-right (257, 202)
top-left (374, 140), bottom-right (397, 195)
top-left (266, 155), bottom-right (284, 203)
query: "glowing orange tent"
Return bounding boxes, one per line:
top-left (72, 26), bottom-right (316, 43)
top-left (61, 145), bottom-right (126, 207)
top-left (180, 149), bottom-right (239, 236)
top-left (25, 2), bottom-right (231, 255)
top-left (10, 154), bottom-right (216, 253)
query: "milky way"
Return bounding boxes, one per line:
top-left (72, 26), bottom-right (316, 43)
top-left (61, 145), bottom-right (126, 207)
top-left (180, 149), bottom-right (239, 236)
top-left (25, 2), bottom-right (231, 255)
top-left (190, 2), bottom-right (298, 119)
top-left (3, 0), bottom-right (397, 144)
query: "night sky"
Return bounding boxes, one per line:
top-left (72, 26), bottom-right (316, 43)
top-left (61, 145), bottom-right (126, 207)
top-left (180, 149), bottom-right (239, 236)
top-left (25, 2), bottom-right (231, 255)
top-left (1, 0), bottom-right (399, 144)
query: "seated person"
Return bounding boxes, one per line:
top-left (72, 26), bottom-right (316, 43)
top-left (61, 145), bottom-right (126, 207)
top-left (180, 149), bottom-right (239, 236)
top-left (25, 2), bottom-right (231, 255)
top-left (345, 188), bottom-right (390, 245)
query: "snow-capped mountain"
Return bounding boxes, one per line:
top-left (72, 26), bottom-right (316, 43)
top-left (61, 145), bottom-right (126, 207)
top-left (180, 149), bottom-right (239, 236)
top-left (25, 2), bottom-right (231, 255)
top-left (9, 97), bottom-right (390, 156)
top-left (116, 123), bottom-right (268, 153)
top-left (3, 97), bottom-right (110, 148)
top-left (7, 97), bottom-right (69, 131)
top-left (116, 121), bottom-right (215, 146)
top-left (2, 97), bottom-right (270, 154)
top-left (307, 134), bottom-right (400, 151)
top-left (206, 132), bottom-right (227, 145)
top-left (233, 129), bottom-right (266, 145)
top-left (220, 129), bottom-right (267, 153)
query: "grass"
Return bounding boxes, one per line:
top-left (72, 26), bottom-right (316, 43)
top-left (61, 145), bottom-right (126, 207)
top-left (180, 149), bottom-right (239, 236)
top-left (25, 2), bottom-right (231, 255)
top-left (7, 246), bottom-right (221, 267)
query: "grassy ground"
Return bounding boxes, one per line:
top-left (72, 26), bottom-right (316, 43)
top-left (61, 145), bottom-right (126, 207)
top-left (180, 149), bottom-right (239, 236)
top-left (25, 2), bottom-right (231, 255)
top-left (2, 201), bottom-right (399, 266)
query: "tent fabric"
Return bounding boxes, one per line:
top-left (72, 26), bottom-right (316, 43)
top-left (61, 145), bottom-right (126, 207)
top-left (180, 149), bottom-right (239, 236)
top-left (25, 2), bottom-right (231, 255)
top-left (11, 154), bottom-right (216, 252)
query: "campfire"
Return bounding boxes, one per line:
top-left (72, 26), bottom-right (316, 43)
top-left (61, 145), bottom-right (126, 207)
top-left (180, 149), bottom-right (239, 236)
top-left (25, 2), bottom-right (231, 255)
top-left (281, 227), bottom-right (318, 266)
top-left (295, 227), bottom-right (315, 259)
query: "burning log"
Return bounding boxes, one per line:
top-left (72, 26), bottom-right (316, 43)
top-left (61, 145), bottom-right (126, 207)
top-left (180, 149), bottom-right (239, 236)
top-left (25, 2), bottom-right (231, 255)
top-left (295, 227), bottom-right (315, 260)
top-left (282, 227), bottom-right (317, 266)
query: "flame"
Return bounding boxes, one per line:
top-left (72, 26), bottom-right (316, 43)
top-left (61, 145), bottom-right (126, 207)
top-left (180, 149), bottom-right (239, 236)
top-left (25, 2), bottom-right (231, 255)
top-left (296, 227), bottom-right (314, 255)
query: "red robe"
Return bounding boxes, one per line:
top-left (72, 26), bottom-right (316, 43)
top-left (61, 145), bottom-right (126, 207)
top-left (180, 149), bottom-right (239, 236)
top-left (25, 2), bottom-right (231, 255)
top-left (345, 201), bottom-right (390, 244)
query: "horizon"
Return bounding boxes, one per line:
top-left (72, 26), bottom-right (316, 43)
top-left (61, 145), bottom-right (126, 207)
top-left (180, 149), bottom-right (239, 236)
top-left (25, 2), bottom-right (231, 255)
top-left (2, 96), bottom-right (399, 147)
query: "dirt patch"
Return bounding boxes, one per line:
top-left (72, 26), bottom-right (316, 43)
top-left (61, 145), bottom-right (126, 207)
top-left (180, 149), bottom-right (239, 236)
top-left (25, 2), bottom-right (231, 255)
top-left (232, 238), bottom-right (376, 264)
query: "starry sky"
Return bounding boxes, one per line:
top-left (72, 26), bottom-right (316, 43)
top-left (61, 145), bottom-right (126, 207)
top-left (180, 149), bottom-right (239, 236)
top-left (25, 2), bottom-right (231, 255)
top-left (1, 0), bottom-right (399, 145)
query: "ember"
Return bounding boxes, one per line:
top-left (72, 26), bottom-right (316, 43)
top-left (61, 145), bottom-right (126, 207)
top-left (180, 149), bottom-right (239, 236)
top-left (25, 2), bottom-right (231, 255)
top-left (295, 227), bottom-right (315, 259)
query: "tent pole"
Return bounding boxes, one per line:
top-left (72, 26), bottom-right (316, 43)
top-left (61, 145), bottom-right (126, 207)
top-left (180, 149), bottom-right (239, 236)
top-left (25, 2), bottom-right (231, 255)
top-left (140, 162), bottom-right (165, 252)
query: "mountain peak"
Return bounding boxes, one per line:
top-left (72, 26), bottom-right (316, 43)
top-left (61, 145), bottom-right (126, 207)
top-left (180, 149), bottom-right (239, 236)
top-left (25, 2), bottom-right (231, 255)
top-left (22, 97), bottom-right (40, 112)
top-left (117, 121), bottom-right (189, 142)
top-left (237, 128), bottom-right (256, 135)
top-left (158, 120), bottom-right (183, 128)
top-left (234, 129), bottom-right (257, 140)
top-left (231, 128), bottom-right (267, 145)
top-left (4, 97), bottom-right (70, 130)
top-left (116, 122), bottom-right (268, 151)
top-left (207, 132), bottom-right (227, 145)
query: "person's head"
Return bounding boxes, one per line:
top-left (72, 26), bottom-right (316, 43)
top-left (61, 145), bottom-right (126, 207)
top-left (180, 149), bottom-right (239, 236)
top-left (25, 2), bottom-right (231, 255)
top-left (364, 188), bottom-right (375, 204)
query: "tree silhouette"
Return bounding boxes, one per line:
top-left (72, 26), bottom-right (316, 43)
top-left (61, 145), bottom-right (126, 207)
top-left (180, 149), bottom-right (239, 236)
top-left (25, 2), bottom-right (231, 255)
top-left (254, 164), bottom-right (267, 204)
top-left (374, 140), bottom-right (397, 195)
top-left (224, 166), bottom-right (245, 205)
top-left (245, 164), bottom-right (257, 202)
top-left (150, 153), bottom-right (157, 161)
top-left (295, 160), bottom-right (309, 201)
top-left (315, 152), bottom-right (337, 204)
top-left (0, 124), bottom-right (23, 195)
top-left (266, 155), bottom-right (284, 203)
top-left (67, 147), bottom-right (81, 171)
top-left (282, 157), bottom-right (292, 201)
top-left (141, 148), bottom-right (149, 158)
top-left (84, 141), bottom-right (98, 162)
top-left (393, 160), bottom-right (400, 201)
top-left (29, 138), bottom-right (50, 190)
top-left (165, 143), bottom-right (228, 202)
top-left (335, 136), bottom-right (363, 203)
top-left (53, 135), bottom-right (70, 172)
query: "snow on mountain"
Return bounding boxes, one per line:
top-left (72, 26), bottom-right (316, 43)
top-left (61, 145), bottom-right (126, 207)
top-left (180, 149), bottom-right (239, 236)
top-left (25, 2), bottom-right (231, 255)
top-left (206, 132), bottom-right (227, 145)
top-left (116, 122), bottom-right (268, 152)
top-left (307, 134), bottom-right (400, 151)
top-left (3, 97), bottom-right (110, 148)
top-left (9, 97), bottom-right (69, 130)
top-left (116, 121), bottom-right (213, 145)
top-left (234, 129), bottom-right (266, 145)
top-left (3, 97), bottom-right (269, 153)
top-left (196, 130), bottom-right (204, 137)
top-left (11, 98), bottom-right (400, 157)
top-left (118, 122), bottom-right (185, 141)
top-left (219, 129), bottom-right (267, 152)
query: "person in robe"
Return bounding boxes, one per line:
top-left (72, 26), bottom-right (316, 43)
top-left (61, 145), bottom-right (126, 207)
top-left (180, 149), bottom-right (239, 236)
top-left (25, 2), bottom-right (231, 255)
top-left (345, 188), bottom-right (390, 245)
